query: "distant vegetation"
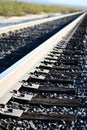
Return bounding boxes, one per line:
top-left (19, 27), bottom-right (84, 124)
top-left (0, 0), bottom-right (80, 17)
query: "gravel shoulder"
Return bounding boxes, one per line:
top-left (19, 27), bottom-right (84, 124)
top-left (0, 14), bottom-right (51, 24)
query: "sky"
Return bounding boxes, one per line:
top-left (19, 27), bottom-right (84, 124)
top-left (19, 0), bottom-right (87, 8)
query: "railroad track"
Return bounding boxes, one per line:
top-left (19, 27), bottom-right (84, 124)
top-left (0, 12), bottom-right (87, 129)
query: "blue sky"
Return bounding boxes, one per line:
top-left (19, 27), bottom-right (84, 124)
top-left (19, 0), bottom-right (87, 8)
